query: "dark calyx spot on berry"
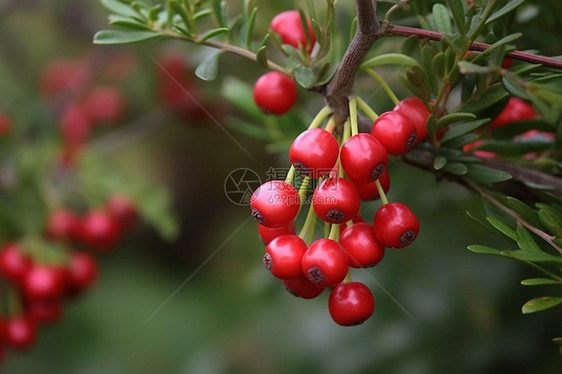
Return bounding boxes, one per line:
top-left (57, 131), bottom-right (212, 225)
top-left (251, 208), bottom-right (264, 224)
top-left (263, 253), bottom-right (273, 270)
top-left (345, 318), bottom-right (367, 327)
top-left (326, 209), bottom-right (345, 223)
top-left (293, 161), bottom-right (311, 177)
top-left (258, 105), bottom-right (274, 115)
top-left (285, 286), bottom-right (299, 297)
top-left (370, 164), bottom-right (385, 181)
top-left (307, 266), bottom-right (324, 284)
top-left (406, 132), bottom-right (417, 149)
top-left (400, 229), bottom-right (417, 246)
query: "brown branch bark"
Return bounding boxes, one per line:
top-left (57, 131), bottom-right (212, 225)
top-left (322, 0), bottom-right (382, 124)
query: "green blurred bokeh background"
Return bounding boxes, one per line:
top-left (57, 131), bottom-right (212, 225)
top-left (1, 0), bottom-right (561, 372)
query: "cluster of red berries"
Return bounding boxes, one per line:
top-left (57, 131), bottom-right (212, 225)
top-left (0, 193), bottom-right (137, 361)
top-left (250, 88), bottom-right (430, 325)
top-left (39, 54), bottom-right (132, 166)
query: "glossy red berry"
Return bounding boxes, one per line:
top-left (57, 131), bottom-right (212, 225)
top-left (3, 316), bottom-right (36, 350)
top-left (77, 209), bottom-right (123, 252)
top-left (282, 273), bottom-right (324, 299)
top-left (340, 223), bottom-right (385, 268)
top-left (253, 72), bottom-right (297, 115)
top-left (83, 86), bottom-right (127, 125)
top-left (25, 299), bottom-right (63, 325)
top-left (329, 282), bottom-right (374, 326)
top-left (250, 180), bottom-right (300, 228)
top-left (371, 111), bottom-right (417, 155)
top-left (338, 214), bottom-right (364, 236)
top-left (0, 243), bottom-right (32, 284)
top-left (491, 97), bottom-right (536, 130)
top-left (354, 170), bottom-right (391, 201)
top-left (257, 221), bottom-right (296, 245)
top-left (313, 178), bottom-right (360, 224)
top-left (393, 97), bottom-right (431, 143)
top-left (373, 202), bottom-right (419, 248)
top-left (301, 238), bottom-right (348, 287)
top-left (264, 235), bottom-right (308, 279)
top-left (66, 251), bottom-right (98, 295)
top-left (106, 193), bottom-right (138, 231)
top-left (45, 209), bottom-right (80, 241)
top-left (341, 133), bottom-right (388, 183)
top-left (22, 264), bottom-right (66, 300)
top-left (289, 128), bottom-right (339, 178)
top-left (270, 10), bottom-right (316, 52)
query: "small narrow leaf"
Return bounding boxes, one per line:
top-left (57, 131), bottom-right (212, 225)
top-left (93, 30), bottom-right (162, 44)
top-left (435, 112), bottom-right (477, 130)
top-left (256, 45), bottom-right (268, 68)
top-left (522, 296), bottom-right (562, 314)
top-left (243, 7), bottom-right (258, 49)
top-left (466, 164), bottom-right (512, 183)
top-left (295, 66), bottom-right (316, 89)
top-left (433, 155), bottom-right (447, 170)
top-left (440, 118), bottom-right (490, 144)
top-left (487, 216), bottom-right (517, 240)
top-left (515, 226), bottom-right (541, 252)
top-left (447, 0), bottom-right (466, 35)
top-left (360, 53), bottom-right (420, 70)
top-left (486, 0), bottom-right (526, 24)
top-left (199, 27), bottom-right (229, 42)
top-left (458, 61), bottom-right (494, 75)
top-left (505, 197), bottom-right (544, 229)
top-left (432, 3), bottom-right (453, 35)
top-left (101, 0), bottom-right (137, 17)
top-left (195, 50), bottom-right (221, 81)
top-left (443, 162), bottom-right (468, 175)
top-left (521, 278), bottom-right (561, 286)
top-left (537, 205), bottom-right (562, 236)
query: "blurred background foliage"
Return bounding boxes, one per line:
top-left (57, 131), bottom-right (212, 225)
top-left (0, 0), bottom-right (561, 373)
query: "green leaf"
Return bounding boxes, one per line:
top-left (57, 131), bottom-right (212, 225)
top-left (360, 53), bottom-right (420, 70)
top-left (502, 75), bottom-right (529, 100)
top-left (211, 0), bottom-right (227, 28)
top-left (195, 50), bottom-right (221, 81)
top-left (444, 133), bottom-right (479, 148)
top-left (458, 61), bottom-right (494, 75)
top-left (93, 29), bottom-right (162, 44)
top-left (295, 66), bottom-right (316, 89)
top-left (537, 205), bottom-right (562, 237)
top-left (435, 112), bottom-right (477, 130)
top-left (486, 0), bottom-right (526, 24)
top-left (447, 0), bottom-right (466, 35)
top-left (441, 118), bottom-right (490, 144)
top-left (256, 45), bottom-right (268, 68)
top-left (466, 164), bottom-right (512, 184)
top-left (403, 65), bottom-right (431, 102)
top-left (101, 0), bottom-right (137, 17)
top-left (432, 52), bottom-right (446, 79)
top-left (487, 216), bottom-right (517, 240)
top-left (243, 6), bottom-right (258, 49)
top-left (421, 45), bottom-right (437, 94)
top-left (473, 33), bottom-right (522, 63)
top-left (443, 162), bottom-right (468, 175)
top-left (432, 3), bottom-right (453, 35)
top-left (515, 226), bottom-right (541, 252)
top-left (521, 278), bottom-right (561, 286)
top-left (505, 197), bottom-right (543, 229)
top-left (522, 296), bottom-right (562, 314)
top-left (280, 44), bottom-right (302, 59)
top-left (199, 27), bottom-right (229, 42)
top-left (462, 84), bottom-right (510, 113)
top-left (108, 15), bottom-right (151, 31)
top-left (468, 244), bottom-right (502, 255)
top-left (433, 155), bottom-right (447, 170)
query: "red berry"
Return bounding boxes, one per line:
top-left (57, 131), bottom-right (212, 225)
top-left (106, 193), bottom-right (138, 231)
top-left (83, 86), bottom-right (127, 125)
top-left (257, 221), bottom-right (296, 245)
top-left (373, 202), bottom-right (419, 248)
top-left (77, 209), bottom-right (123, 252)
top-left (340, 223), bottom-right (385, 268)
top-left (301, 238), bottom-right (349, 287)
top-left (59, 103), bottom-right (92, 147)
top-left (338, 213), bottom-right (364, 236)
top-left (66, 251), bottom-right (98, 295)
top-left (253, 72), bottom-right (297, 115)
top-left (371, 111), bottom-right (417, 155)
top-left (45, 209), bottom-right (80, 241)
top-left (313, 178), bottom-right (360, 224)
top-left (282, 273), bottom-right (324, 299)
top-left (491, 97), bottom-right (536, 130)
top-left (3, 316), bottom-right (36, 350)
top-left (341, 133), bottom-right (388, 183)
top-left (393, 97), bottom-right (431, 143)
top-left (0, 112), bottom-right (12, 137)
top-left (264, 235), bottom-right (308, 279)
top-left (22, 264), bottom-right (66, 300)
top-left (39, 58), bottom-right (86, 97)
top-left (250, 180), bottom-right (300, 228)
top-left (25, 298), bottom-right (63, 325)
top-left (270, 10), bottom-right (316, 52)
top-left (354, 170), bottom-right (391, 201)
top-left (328, 282), bottom-right (374, 326)
top-left (0, 243), bottom-right (32, 285)
top-left (289, 128), bottom-right (340, 178)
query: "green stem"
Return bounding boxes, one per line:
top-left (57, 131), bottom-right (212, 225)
top-left (348, 95), bottom-right (359, 136)
top-left (328, 223), bottom-right (339, 241)
top-left (364, 69), bottom-right (400, 106)
top-left (309, 106), bottom-right (333, 130)
top-left (375, 179), bottom-right (389, 205)
top-left (285, 165), bottom-right (296, 185)
top-left (356, 96), bottom-right (379, 122)
top-left (298, 202), bottom-right (318, 245)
